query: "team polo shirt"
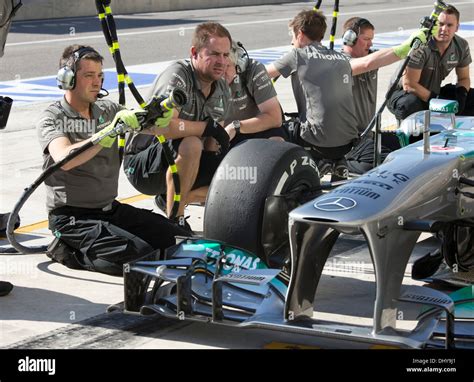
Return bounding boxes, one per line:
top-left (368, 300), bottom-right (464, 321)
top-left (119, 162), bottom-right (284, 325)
top-left (126, 59), bottom-right (231, 154)
top-left (149, 59), bottom-right (230, 123)
top-left (274, 43), bottom-right (359, 147)
top-left (37, 98), bottom-right (123, 212)
top-left (351, 70), bottom-right (378, 132)
top-left (225, 59), bottom-right (277, 124)
top-left (396, 35), bottom-right (472, 94)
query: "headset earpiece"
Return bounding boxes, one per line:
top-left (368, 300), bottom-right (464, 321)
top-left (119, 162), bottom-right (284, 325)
top-left (56, 47), bottom-right (97, 90)
top-left (56, 65), bottom-right (76, 90)
top-left (342, 29), bottom-right (358, 46)
top-left (342, 18), bottom-right (371, 47)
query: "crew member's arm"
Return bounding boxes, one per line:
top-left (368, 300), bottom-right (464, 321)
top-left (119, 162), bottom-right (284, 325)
top-left (46, 109), bottom-right (141, 171)
top-left (226, 97), bottom-right (282, 138)
top-left (144, 110), bottom-right (229, 152)
top-left (226, 62), bottom-right (282, 136)
top-left (402, 67), bottom-right (432, 101)
top-left (350, 29), bottom-right (427, 76)
top-left (266, 64), bottom-right (281, 79)
top-left (456, 65), bottom-right (471, 92)
top-left (351, 48), bottom-right (401, 76)
top-left (146, 110), bottom-right (208, 139)
top-left (48, 137), bottom-right (102, 171)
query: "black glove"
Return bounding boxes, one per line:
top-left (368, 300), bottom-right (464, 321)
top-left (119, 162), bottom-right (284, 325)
top-left (455, 86), bottom-right (468, 114)
top-left (202, 118), bottom-right (230, 153)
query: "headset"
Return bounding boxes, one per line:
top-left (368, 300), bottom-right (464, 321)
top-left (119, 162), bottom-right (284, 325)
top-left (233, 41), bottom-right (249, 75)
top-left (342, 18), bottom-right (372, 47)
top-left (56, 47), bottom-right (99, 90)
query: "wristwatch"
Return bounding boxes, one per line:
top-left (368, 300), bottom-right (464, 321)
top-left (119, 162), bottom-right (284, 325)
top-left (232, 120), bottom-right (241, 135)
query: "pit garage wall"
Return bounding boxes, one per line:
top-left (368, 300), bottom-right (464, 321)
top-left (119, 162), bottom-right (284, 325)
top-left (15, 0), bottom-right (293, 21)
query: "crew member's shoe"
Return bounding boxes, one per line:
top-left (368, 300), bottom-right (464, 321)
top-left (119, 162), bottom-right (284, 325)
top-left (316, 159), bottom-right (333, 178)
top-left (331, 158), bottom-right (349, 182)
top-left (175, 215), bottom-right (194, 235)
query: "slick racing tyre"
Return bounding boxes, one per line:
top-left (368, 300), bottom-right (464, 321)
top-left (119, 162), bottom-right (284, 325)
top-left (204, 139), bottom-right (320, 267)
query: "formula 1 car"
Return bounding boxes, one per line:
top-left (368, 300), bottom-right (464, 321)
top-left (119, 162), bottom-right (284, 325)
top-left (118, 100), bottom-right (473, 349)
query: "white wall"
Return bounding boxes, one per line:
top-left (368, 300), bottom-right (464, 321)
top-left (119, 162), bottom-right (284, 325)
top-left (15, 0), bottom-right (292, 21)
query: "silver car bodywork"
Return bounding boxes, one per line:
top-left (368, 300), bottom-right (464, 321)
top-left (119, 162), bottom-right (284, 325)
top-left (287, 110), bottom-right (474, 335)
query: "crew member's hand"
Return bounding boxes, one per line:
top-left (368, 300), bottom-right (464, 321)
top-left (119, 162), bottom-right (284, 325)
top-left (430, 20), bottom-right (440, 39)
top-left (117, 109), bottom-right (143, 130)
top-left (202, 118), bottom-right (230, 153)
top-left (92, 109), bottom-right (143, 148)
top-left (393, 29), bottom-right (428, 59)
top-left (154, 109), bottom-right (174, 129)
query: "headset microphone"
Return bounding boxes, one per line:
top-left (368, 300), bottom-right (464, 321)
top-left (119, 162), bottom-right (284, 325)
top-left (97, 88), bottom-right (109, 99)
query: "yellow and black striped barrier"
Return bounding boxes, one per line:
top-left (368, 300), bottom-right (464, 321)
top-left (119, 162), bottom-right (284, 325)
top-left (95, 0), bottom-right (182, 219)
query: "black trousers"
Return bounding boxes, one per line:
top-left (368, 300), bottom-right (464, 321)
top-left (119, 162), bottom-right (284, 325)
top-left (230, 127), bottom-right (287, 147)
top-left (124, 140), bottom-right (225, 196)
top-left (388, 83), bottom-right (474, 120)
top-left (49, 201), bottom-right (189, 276)
top-left (346, 136), bottom-right (397, 174)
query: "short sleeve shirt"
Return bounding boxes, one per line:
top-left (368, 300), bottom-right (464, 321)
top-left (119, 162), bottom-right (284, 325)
top-left (274, 43), bottom-right (359, 147)
top-left (126, 59), bottom-right (231, 154)
top-left (351, 70), bottom-right (378, 133)
top-left (37, 98), bottom-right (123, 211)
top-left (225, 59), bottom-right (277, 124)
top-left (396, 35), bottom-right (472, 94)
top-left (148, 59), bottom-right (230, 122)
top-left (342, 50), bottom-right (378, 132)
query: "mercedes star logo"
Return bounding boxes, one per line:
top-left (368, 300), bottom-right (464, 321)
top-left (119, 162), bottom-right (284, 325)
top-left (313, 197), bottom-right (357, 211)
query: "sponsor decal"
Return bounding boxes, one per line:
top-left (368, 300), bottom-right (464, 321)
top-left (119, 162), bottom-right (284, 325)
top-left (257, 82), bottom-right (271, 90)
top-left (366, 170), bottom-right (410, 185)
top-left (204, 246), bottom-right (262, 271)
top-left (307, 49), bottom-right (347, 61)
top-left (352, 179), bottom-right (393, 191)
top-left (170, 72), bottom-right (186, 87)
top-left (333, 187), bottom-right (381, 200)
top-left (447, 52), bottom-right (458, 65)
